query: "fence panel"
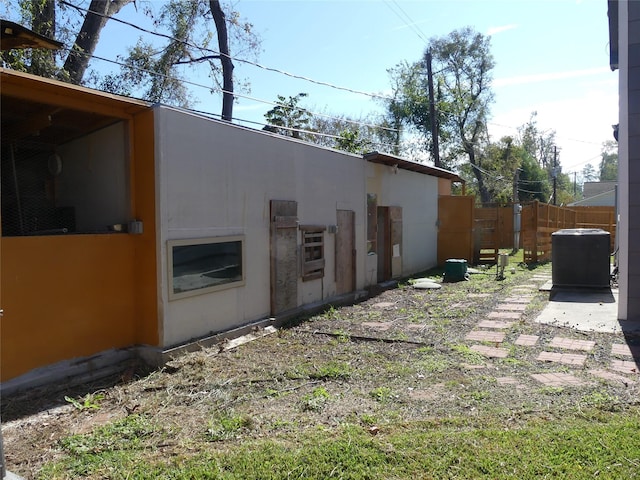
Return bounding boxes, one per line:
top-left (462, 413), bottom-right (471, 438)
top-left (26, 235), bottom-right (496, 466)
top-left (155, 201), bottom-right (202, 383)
top-left (521, 201), bottom-right (615, 264)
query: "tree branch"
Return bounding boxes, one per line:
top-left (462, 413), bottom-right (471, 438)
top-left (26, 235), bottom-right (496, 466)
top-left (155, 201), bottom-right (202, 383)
top-left (173, 55), bottom-right (221, 65)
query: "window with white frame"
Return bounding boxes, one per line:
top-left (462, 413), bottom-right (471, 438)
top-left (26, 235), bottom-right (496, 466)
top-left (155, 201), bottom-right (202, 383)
top-left (168, 235), bottom-right (245, 300)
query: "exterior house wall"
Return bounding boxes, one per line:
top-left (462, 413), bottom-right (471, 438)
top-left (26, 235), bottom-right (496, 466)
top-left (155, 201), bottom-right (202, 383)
top-left (155, 107), bottom-right (367, 347)
top-left (617, 0), bottom-right (640, 321)
top-left (366, 163), bottom-right (439, 276)
top-left (626, 0), bottom-right (640, 320)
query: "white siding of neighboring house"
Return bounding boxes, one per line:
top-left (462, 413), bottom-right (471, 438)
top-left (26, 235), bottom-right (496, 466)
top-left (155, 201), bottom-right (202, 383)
top-left (366, 162), bottom-right (439, 276)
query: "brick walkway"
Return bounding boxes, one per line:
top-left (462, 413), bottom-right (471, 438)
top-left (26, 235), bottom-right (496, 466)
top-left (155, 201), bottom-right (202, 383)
top-left (463, 272), bottom-right (640, 387)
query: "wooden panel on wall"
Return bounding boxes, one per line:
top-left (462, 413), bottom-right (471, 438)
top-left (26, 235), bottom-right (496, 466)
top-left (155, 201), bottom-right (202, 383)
top-left (437, 196), bottom-right (474, 265)
top-left (270, 200), bottom-right (298, 315)
top-left (389, 206), bottom-right (403, 278)
top-left (335, 210), bottom-right (356, 295)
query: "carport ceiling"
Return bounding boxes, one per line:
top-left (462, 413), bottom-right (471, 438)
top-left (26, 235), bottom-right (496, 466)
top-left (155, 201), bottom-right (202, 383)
top-left (1, 94), bottom-right (122, 151)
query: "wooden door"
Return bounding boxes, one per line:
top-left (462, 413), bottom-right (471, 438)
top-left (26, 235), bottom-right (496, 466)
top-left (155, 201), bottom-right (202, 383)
top-left (376, 206), bottom-right (402, 281)
top-left (270, 200), bottom-right (298, 315)
top-left (376, 207), bottom-right (390, 282)
top-left (437, 196), bottom-right (474, 265)
top-left (389, 206), bottom-right (402, 278)
top-left (335, 210), bottom-right (355, 295)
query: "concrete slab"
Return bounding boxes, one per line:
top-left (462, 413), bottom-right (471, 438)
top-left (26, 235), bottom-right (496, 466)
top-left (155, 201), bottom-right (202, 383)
top-left (534, 288), bottom-right (640, 334)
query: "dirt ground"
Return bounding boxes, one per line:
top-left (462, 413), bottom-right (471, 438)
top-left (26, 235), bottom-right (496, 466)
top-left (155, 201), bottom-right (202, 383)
top-left (3, 262), bottom-right (640, 478)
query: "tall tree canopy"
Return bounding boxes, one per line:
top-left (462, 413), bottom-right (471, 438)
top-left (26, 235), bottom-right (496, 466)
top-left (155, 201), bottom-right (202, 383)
top-left (384, 27), bottom-right (495, 202)
top-left (2, 0), bottom-right (260, 118)
top-left (599, 140), bottom-right (618, 181)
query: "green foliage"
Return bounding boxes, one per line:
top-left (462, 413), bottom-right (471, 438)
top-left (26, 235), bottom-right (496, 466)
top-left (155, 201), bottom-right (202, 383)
top-left (309, 361), bottom-right (352, 380)
top-left (518, 152), bottom-right (551, 203)
top-left (369, 386), bottom-right (394, 402)
top-left (205, 414), bottom-right (253, 441)
top-left (64, 392), bottom-right (105, 411)
top-left (301, 386), bottom-right (330, 412)
top-left (599, 140), bottom-right (618, 181)
top-left (582, 163), bottom-right (598, 182)
top-left (264, 93), bottom-right (311, 138)
top-left (336, 128), bottom-right (370, 153)
top-left (58, 414), bottom-right (157, 455)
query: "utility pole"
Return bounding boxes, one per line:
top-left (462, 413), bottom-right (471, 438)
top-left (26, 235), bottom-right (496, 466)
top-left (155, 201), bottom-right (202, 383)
top-left (552, 146), bottom-right (558, 206)
top-left (426, 51), bottom-right (440, 168)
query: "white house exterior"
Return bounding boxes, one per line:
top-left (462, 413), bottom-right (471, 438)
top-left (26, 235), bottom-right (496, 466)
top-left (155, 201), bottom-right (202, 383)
top-left (153, 106), bottom-right (458, 349)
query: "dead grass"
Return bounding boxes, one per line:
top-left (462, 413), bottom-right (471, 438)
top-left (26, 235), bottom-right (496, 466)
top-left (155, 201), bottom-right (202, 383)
top-left (3, 258), bottom-right (640, 478)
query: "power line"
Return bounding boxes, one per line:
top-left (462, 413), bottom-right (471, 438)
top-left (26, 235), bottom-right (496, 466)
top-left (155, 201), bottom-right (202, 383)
top-left (69, 47), bottom-right (399, 134)
top-left (383, 0), bottom-right (429, 44)
top-left (60, 0), bottom-right (394, 101)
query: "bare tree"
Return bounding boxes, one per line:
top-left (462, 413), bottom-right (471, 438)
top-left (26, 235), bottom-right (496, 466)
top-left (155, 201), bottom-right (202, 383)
top-left (63, 0), bottom-right (133, 84)
top-left (210, 0), bottom-right (233, 121)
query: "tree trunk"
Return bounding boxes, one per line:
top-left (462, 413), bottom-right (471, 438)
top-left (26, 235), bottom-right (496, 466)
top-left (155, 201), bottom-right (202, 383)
top-left (63, 0), bottom-right (132, 84)
top-left (467, 146), bottom-right (491, 205)
top-left (30, 0), bottom-right (56, 76)
top-left (210, 0), bottom-right (234, 121)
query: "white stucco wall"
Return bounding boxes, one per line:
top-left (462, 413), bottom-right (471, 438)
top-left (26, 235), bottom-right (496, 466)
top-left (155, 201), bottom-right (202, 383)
top-left (366, 162), bottom-right (439, 276)
top-left (57, 122), bottom-right (129, 231)
top-left (154, 107), bottom-right (367, 347)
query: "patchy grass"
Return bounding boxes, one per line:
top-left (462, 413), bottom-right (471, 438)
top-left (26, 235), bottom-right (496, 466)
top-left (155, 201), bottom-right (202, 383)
top-left (5, 260), bottom-right (640, 479)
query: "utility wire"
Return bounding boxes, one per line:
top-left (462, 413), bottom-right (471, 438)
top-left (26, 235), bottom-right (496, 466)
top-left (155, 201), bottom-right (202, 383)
top-left (71, 47), bottom-right (399, 133)
top-left (383, 0), bottom-right (429, 44)
top-left (60, 0), bottom-right (394, 101)
top-left (57, 0), bottom-right (606, 151)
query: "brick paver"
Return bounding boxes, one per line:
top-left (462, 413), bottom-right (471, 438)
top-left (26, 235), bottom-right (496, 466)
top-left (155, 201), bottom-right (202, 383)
top-left (514, 334), bottom-right (539, 346)
top-left (372, 302), bottom-right (395, 309)
top-left (470, 344), bottom-right (509, 358)
top-left (503, 297), bottom-right (533, 304)
top-left (496, 303), bottom-right (528, 311)
top-left (530, 372), bottom-right (587, 387)
top-left (611, 343), bottom-right (640, 358)
top-left (477, 320), bottom-right (514, 329)
top-left (465, 330), bottom-right (505, 342)
top-left (496, 376), bottom-right (520, 385)
top-left (488, 311), bottom-right (521, 319)
top-left (468, 293), bottom-right (492, 298)
top-left (589, 369), bottom-right (637, 385)
top-left (362, 322), bottom-right (392, 331)
top-left (549, 337), bottom-right (595, 352)
top-left (537, 351), bottom-right (587, 366)
top-left (610, 359), bottom-right (640, 375)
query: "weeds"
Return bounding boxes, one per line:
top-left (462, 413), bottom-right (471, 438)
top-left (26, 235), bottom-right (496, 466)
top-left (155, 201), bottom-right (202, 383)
top-left (302, 387), bottom-right (330, 412)
top-left (205, 414), bottom-right (253, 441)
top-left (369, 386), bottom-right (394, 402)
top-left (309, 361), bottom-right (352, 380)
top-left (64, 392), bottom-right (105, 411)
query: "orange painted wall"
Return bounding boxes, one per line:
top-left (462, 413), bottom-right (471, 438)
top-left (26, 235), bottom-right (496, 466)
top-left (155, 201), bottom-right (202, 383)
top-left (131, 109), bottom-right (159, 346)
top-left (0, 72), bottom-right (159, 382)
top-left (1, 235), bottom-right (137, 380)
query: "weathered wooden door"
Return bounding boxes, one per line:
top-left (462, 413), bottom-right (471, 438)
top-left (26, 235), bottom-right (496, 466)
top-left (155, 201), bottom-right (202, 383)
top-left (377, 206), bottom-right (402, 282)
top-left (389, 206), bottom-right (402, 278)
top-left (437, 195), bottom-right (474, 265)
top-left (335, 210), bottom-right (355, 295)
top-left (270, 200), bottom-right (298, 315)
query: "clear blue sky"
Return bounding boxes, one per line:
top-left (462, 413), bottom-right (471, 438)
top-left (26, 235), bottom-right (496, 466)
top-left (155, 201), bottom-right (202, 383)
top-left (226, 0), bottom-right (617, 175)
top-left (4, 0), bottom-right (617, 175)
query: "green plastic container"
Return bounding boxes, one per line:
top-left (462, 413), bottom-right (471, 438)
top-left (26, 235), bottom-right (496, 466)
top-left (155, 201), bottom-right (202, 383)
top-left (444, 258), bottom-right (468, 282)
